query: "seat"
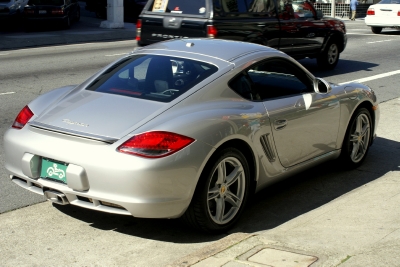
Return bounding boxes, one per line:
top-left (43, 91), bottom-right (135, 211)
top-left (145, 56), bottom-right (174, 93)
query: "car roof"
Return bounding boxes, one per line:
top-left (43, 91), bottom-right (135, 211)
top-left (135, 38), bottom-right (277, 62)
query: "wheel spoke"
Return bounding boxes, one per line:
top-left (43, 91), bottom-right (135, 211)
top-left (215, 197), bottom-right (225, 223)
top-left (356, 116), bottom-right (363, 133)
top-left (226, 166), bottom-right (243, 187)
top-left (225, 191), bottom-right (241, 208)
top-left (216, 161), bottom-right (226, 185)
top-left (351, 142), bottom-right (360, 160)
top-left (208, 187), bottom-right (219, 201)
top-left (350, 134), bottom-right (359, 143)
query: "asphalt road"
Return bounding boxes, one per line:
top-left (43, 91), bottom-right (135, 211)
top-left (1, 18), bottom-right (400, 266)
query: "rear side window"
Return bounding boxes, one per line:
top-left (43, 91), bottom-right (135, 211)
top-left (219, 0), bottom-right (276, 14)
top-left (86, 55), bottom-right (218, 103)
top-left (378, 0), bottom-right (400, 3)
top-left (146, 0), bottom-right (208, 15)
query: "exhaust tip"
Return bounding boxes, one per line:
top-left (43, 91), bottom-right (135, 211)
top-left (44, 190), bottom-right (69, 205)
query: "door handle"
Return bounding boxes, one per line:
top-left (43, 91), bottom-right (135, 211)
top-left (274, 119), bottom-right (287, 130)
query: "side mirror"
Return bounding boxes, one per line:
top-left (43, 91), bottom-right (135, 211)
top-left (315, 77), bottom-right (332, 94)
top-left (316, 9), bottom-right (323, 19)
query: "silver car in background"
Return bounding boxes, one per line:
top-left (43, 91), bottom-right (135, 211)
top-left (3, 39), bottom-right (379, 233)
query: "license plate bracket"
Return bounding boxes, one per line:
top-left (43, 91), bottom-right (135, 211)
top-left (41, 158), bottom-right (68, 184)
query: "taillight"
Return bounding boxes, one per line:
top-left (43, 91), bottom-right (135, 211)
top-left (207, 25), bottom-right (218, 38)
top-left (12, 106), bottom-right (34, 129)
top-left (136, 19), bottom-right (142, 41)
top-left (117, 131), bottom-right (195, 158)
top-left (52, 8), bottom-right (64, 15)
top-left (367, 8), bottom-right (375, 15)
top-left (398, 10), bottom-right (400, 16)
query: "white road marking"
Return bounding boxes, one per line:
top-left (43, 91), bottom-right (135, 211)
top-left (347, 32), bottom-right (400, 36)
top-left (0, 92), bottom-right (15, 96)
top-left (367, 39), bottom-right (393, 44)
top-left (0, 53), bottom-right (10, 56)
top-left (339, 70), bottom-right (400, 85)
top-left (105, 53), bottom-right (129, 57)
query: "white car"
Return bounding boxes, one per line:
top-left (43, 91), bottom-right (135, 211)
top-left (365, 0), bottom-right (400, 33)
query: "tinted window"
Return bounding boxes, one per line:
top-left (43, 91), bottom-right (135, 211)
top-left (221, 0), bottom-right (276, 14)
top-left (86, 55), bottom-right (218, 103)
top-left (147, 0), bottom-right (207, 15)
top-left (28, 0), bottom-right (64, 4)
top-left (229, 58), bottom-right (313, 101)
top-left (378, 0), bottom-right (400, 3)
top-left (292, 1), bottom-right (315, 18)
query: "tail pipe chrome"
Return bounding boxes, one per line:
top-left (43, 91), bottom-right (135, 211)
top-left (44, 190), bottom-right (69, 205)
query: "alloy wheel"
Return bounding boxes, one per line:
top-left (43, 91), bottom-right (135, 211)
top-left (349, 113), bottom-right (371, 163)
top-left (207, 157), bottom-right (246, 225)
top-left (327, 43), bottom-right (339, 65)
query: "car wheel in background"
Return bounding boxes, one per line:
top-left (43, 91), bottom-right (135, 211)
top-left (317, 40), bottom-right (339, 70)
top-left (371, 26), bottom-right (382, 34)
top-left (64, 16), bottom-right (71, 29)
top-left (182, 147), bottom-right (251, 233)
top-left (95, 7), bottom-right (106, 19)
top-left (340, 108), bottom-right (372, 168)
top-left (75, 9), bottom-right (81, 22)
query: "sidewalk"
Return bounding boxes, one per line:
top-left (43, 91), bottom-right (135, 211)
top-left (169, 98), bottom-right (400, 267)
top-left (0, 16), bottom-right (136, 51)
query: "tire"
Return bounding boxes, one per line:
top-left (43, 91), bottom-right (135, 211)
top-left (95, 7), bottom-right (106, 19)
top-left (182, 147), bottom-right (251, 233)
top-left (371, 26), bottom-right (382, 34)
top-left (317, 40), bottom-right (340, 70)
top-left (75, 9), bottom-right (81, 22)
top-left (340, 108), bottom-right (372, 169)
top-left (64, 16), bottom-right (71, 29)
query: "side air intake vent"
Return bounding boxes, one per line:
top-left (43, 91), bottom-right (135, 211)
top-left (260, 133), bottom-right (276, 162)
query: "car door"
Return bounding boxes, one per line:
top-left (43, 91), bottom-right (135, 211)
top-left (246, 58), bottom-right (340, 167)
top-left (288, 1), bottom-right (325, 56)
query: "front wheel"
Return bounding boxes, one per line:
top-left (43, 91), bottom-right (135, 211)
top-left (340, 108), bottom-right (372, 168)
top-left (182, 147), bottom-right (251, 233)
top-left (317, 40), bottom-right (340, 70)
top-left (371, 26), bottom-right (382, 34)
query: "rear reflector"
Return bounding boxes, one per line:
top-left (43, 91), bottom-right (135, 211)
top-left (12, 105), bottom-right (34, 129)
top-left (207, 25), bottom-right (218, 38)
top-left (117, 131), bottom-right (195, 158)
top-left (136, 19), bottom-right (142, 41)
top-left (51, 9), bottom-right (64, 15)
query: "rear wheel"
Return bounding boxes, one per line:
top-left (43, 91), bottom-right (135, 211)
top-left (182, 147), bottom-right (250, 233)
top-left (340, 108), bottom-right (372, 168)
top-left (64, 16), bottom-right (71, 29)
top-left (317, 40), bottom-right (340, 70)
top-left (75, 9), bottom-right (81, 22)
top-left (371, 26), bottom-right (382, 34)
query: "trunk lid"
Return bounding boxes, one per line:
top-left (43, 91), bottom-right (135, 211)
top-left (32, 90), bottom-right (165, 140)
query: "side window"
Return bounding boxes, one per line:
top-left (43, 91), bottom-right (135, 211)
top-left (220, 0), bottom-right (278, 16)
top-left (292, 1), bottom-right (315, 18)
top-left (277, 0), bottom-right (295, 20)
top-left (229, 58), bottom-right (313, 101)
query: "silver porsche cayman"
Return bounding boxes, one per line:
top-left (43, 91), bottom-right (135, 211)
top-left (4, 39), bottom-right (379, 233)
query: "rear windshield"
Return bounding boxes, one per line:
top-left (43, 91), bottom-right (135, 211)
top-left (145, 0), bottom-right (207, 15)
top-left (86, 55), bottom-right (218, 103)
top-left (28, 0), bottom-right (65, 5)
top-left (378, 0), bottom-right (400, 3)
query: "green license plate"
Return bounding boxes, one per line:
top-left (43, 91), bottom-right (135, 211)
top-left (41, 158), bottom-right (68, 184)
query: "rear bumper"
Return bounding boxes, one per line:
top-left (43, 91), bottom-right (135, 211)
top-left (365, 17), bottom-right (400, 27)
top-left (24, 16), bottom-right (68, 23)
top-left (4, 125), bottom-right (212, 219)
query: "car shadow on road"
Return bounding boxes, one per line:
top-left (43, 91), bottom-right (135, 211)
top-left (54, 136), bottom-right (399, 243)
top-left (299, 59), bottom-right (379, 77)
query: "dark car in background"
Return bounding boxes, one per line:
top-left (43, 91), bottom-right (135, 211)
top-left (136, 0), bottom-right (347, 70)
top-left (0, 0), bottom-right (28, 22)
top-left (85, 0), bottom-right (146, 22)
top-left (23, 0), bottom-right (80, 30)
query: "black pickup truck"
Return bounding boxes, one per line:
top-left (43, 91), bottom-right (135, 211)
top-left (136, 0), bottom-right (347, 70)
